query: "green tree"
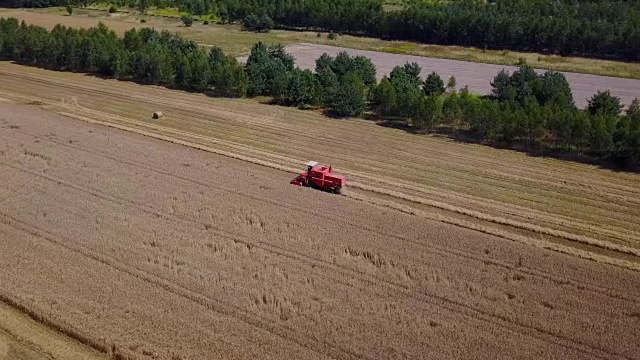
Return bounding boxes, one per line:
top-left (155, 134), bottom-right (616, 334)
top-left (423, 71), bottom-right (445, 97)
top-left (186, 49), bottom-right (210, 91)
top-left (138, 0), bottom-right (149, 13)
top-left (315, 53), bottom-right (333, 74)
top-left (389, 65), bottom-right (422, 119)
top-left (615, 98), bottom-right (640, 167)
top-left (403, 62), bottom-right (421, 84)
top-left (209, 46), bottom-right (247, 97)
top-left (469, 99), bottom-right (500, 141)
top-left (442, 92), bottom-right (461, 127)
top-left (314, 52), bottom-right (376, 89)
top-left (243, 13), bottom-right (274, 32)
top-left (627, 98), bottom-right (640, 118)
top-left (446, 75), bottom-right (456, 92)
top-left (570, 111), bottom-right (591, 154)
top-left (413, 95), bottom-right (443, 129)
top-left (547, 108), bottom-right (574, 150)
top-left (174, 54), bottom-right (192, 89)
top-left (181, 15), bottom-right (194, 27)
top-left (590, 115), bottom-right (613, 156)
top-left (328, 72), bottom-right (366, 117)
top-left (352, 55), bottom-right (377, 88)
top-left (587, 90), bottom-right (623, 117)
top-left (331, 52), bottom-right (353, 79)
top-left (536, 71), bottom-right (574, 108)
top-left (245, 42), bottom-right (293, 96)
top-left (275, 68), bottom-right (320, 108)
top-left (316, 67), bottom-right (339, 105)
top-left (491, 70), bottom-right (512, 101)
top-left (371, 77), bottom-right (397, 117)
top-left (268, 44), bottom-right (295, 71)
top-left (510, 65), bottom-right (538, 104)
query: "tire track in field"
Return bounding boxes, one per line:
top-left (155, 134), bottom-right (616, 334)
top-left (9, 130), bottom-right (640, 304)
top-left (0, 214), bottom-right (487, 360)
top-left (0, 213), bottom-right (364, 360)
top-left (0, 168), bottom-right (630, 360)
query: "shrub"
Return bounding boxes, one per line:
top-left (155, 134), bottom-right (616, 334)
top-left (66, 5), bottom-right (73, 15)
top-left (108, 6), bottom-right (117, 14)
top-left (140, 19), bottom-right (146, 23)
top-left (327, 32), bottom-right (337, 40)
top-left (242, 13), bottom-right (274, 32)
top-left (203, 20), bottom-right (209, 25)
top-left (181, 15), bottom-right (194, 27)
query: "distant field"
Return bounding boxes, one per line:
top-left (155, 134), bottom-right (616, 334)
top-left (2, 7), bottom-right (640, 80)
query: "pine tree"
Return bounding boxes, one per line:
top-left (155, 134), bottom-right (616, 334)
top-left (328, 72), bottom-right (366, 117)
top-left (587, 90), bottom-right (623, 117)
top-left (371, 77), bottom-right (397, 117)
top-left (422, 71), bottom-right (445, 96)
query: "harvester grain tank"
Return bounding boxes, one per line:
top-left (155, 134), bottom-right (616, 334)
top-left (290, 161), bottom-right (346, 194)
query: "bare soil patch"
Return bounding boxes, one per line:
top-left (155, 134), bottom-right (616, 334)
top-left (1, 102), bottom-right (640, 359)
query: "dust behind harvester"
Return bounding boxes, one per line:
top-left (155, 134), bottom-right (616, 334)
top-left (290, 161), bottom-right (346, 194)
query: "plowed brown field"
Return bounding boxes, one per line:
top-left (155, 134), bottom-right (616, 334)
top-left (0, 62), bottom-right (639, 359)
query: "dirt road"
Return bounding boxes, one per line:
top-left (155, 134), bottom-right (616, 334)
top-left (1, 101), bottom-right (640, 359)
top-left (281, 44), bottom-right (640, 109)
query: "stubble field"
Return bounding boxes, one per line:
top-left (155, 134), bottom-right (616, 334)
top-left (0, 61), bottom-right (639, 359)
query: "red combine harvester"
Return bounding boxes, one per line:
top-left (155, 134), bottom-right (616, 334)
top-left (290, 161), bottom-right (346, 194)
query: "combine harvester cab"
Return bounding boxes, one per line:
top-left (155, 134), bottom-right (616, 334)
top-left (291, 161), bottom-right (346, 194)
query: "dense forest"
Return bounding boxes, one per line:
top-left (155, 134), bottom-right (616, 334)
top-left (0, 17), bottom-right (638, 169)
top-left (6, 0), bottom-right (640, 61)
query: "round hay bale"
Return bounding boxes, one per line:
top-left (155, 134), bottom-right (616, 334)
top-left (152, 111), bottom-right (164, 119)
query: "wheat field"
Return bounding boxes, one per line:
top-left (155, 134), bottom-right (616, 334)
top-left (0, 62), bottom-right (639, 359)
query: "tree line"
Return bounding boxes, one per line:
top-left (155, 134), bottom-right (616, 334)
top-left (0, 17), bottom-right (638, 169)
top-left (10, 0), bottom-right (640, 62)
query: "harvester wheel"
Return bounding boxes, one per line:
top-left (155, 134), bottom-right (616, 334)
top-left (334, 186), bottom-right (343, 195)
